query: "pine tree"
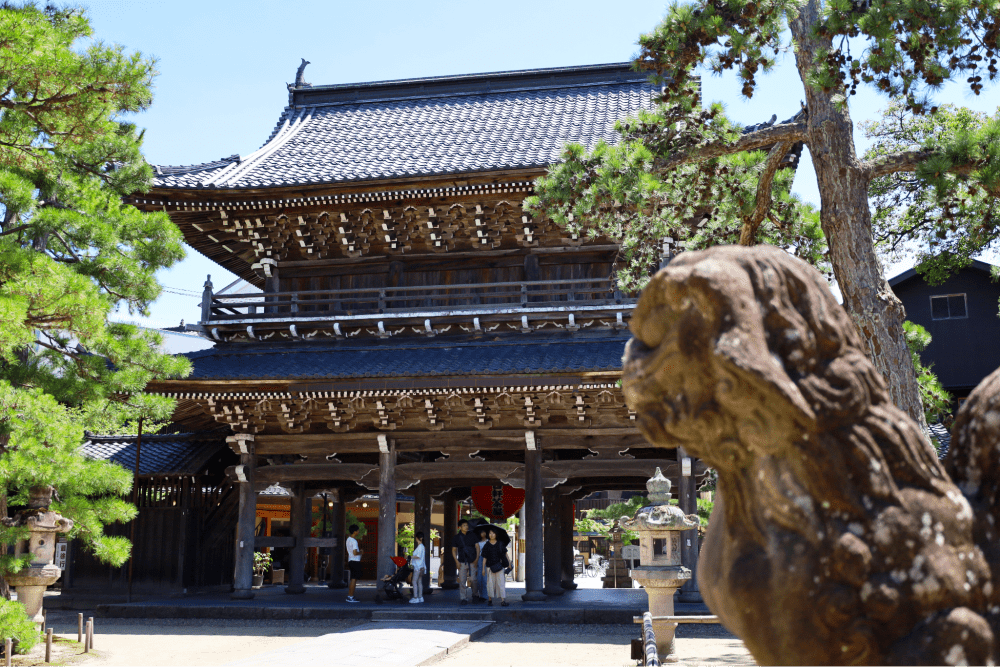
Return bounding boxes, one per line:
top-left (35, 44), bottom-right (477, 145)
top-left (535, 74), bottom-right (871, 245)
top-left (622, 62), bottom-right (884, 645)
top-left (862, 99), bottom-right (1000, 284)
top-left (0, 2), bottom-right (190, 634)
top-left (527, 0), bottom-right (1000, 431)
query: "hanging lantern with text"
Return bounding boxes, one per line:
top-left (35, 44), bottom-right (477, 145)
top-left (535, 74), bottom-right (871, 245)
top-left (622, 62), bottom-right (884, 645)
top-left (470, 485), bottom-right (525, 521)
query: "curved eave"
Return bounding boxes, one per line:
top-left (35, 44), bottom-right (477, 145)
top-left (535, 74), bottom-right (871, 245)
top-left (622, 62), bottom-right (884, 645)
top-left (137, 166), bottom-right (551, 285)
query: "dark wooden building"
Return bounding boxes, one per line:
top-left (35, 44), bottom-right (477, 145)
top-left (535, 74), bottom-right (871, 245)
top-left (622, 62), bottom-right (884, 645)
top-left (66, 431), bottom-right (236, 597)
top-left (890, 259), bottom-right (1000, 401)
top-left (118, 62), bottom-right (705, 599)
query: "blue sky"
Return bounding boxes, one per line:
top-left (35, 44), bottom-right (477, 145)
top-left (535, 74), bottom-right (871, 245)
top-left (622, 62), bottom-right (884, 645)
top-left (80, 0), bottom-right (999, 327)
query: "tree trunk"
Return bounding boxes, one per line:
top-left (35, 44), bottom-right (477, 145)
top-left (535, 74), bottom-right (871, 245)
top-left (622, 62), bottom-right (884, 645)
top-left (0, 433), bottom-right (10, 600)
top-left (790, 0), bottom-right (929, 439)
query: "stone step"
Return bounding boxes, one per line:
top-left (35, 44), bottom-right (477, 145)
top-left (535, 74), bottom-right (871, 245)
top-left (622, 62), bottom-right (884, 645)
top-left (371, 609), bottom-right (495, 623)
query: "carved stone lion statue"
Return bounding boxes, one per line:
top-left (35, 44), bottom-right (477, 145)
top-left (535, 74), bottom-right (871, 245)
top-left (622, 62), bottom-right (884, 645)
top-left (622, 245), bottom-right (999, 665)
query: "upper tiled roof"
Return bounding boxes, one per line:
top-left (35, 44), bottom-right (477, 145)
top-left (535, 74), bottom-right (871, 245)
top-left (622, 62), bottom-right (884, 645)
top-left (153, 63), bottom-right (654, 190)
top-left (182, 335), bottom-right (628, 380)
top-left (82, 431), bottom-right (227, 475)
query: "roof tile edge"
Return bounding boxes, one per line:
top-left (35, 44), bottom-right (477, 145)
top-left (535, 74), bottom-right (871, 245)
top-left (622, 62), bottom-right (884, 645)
top-left (289, 61), bottom-right (650, 107)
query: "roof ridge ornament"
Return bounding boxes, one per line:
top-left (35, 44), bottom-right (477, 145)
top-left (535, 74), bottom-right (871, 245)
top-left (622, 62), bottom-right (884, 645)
top-left (291, 58), bottom-right (311, 89)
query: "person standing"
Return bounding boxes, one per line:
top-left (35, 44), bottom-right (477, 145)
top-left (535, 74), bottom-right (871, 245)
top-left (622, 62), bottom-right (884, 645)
top-left (475, 527), bottom-right (488, 603)
top-left (450, 519), bottom-right (478, 606)
top-left (346, 524), bottom-right (362, 603)
top-left (409, 531), bottom-right (426, 604)
top-left (481, 528), bottom-right (509, 607)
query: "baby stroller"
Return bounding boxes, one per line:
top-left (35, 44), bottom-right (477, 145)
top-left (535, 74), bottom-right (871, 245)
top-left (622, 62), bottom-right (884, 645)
top-left (375, 556), bottom-right (412, 603)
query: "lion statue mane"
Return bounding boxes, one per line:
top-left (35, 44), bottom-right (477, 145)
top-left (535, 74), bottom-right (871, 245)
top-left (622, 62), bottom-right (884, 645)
top-left (622, 245), bottom-right (1000, 665)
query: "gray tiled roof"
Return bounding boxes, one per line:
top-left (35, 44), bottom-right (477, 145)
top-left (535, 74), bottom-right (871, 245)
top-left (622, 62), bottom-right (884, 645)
top-left (153, 63), bottom-right (654, 190)
top-left (82, 431), bottom-right (227, 475)
top-left (183, 335), bottom-right (628, 380)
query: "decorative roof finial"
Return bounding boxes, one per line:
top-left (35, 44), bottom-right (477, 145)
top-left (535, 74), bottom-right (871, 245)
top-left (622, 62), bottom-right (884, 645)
top-left (295, 59), bottom-right (311, 88)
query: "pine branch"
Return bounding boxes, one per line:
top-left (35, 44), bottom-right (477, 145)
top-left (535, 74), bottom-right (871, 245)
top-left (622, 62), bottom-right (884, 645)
top-left (864, 150), bottom-right (979, 179)
top-left (739, 140), bottom-right (795, 245)
top-left (651, 122), bottom-right (807, 174)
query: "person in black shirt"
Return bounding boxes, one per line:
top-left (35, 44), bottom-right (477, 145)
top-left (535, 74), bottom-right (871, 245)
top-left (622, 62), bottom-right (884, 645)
top-left (450, 519), bottom-right (479, 605)
top-left (480, 528), bottom-right (509, 607)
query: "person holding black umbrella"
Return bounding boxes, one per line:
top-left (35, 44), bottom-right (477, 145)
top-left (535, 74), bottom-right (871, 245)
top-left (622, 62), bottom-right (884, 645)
top-left (480, 525), bottom-right (511, 607)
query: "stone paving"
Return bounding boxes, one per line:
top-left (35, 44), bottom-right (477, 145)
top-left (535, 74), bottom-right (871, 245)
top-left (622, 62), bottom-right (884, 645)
top-left (223, 620), bottom-right (492, 667)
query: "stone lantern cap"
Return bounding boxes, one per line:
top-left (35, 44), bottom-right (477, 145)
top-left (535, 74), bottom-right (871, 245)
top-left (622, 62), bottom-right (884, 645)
top-left (627, 504), bottom-right (699, 532)
top-left (623, 469), bottom-right (699, 532)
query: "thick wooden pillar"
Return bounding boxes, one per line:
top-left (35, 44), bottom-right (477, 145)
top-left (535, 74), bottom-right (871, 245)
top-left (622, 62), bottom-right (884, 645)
top-left (516, 504), bottom-right (526, 582)
top-left (377, 436), bottom-right (397, 583)
top-left (327, 489), bottom-right (346, 589)
top-left (522, 438), bottom-right (546, 602)
top-left (677, 446), bottom-right (702, 602)
top-left (542, 487), bottom-right (564, 596)
top-left (230, 435), bottom-right (255, 600)
top-left (285, 482), bottom-right (308, 594)
top-left (414, 484), bottom-right (432, 595)
top-left (560, 496), bottom-right (578, 590)
top-left (440, 493), bottom-right (458, 589)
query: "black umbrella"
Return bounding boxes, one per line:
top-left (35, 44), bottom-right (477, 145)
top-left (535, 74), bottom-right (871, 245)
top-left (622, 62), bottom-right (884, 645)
top-left (477, 523), bottom-right (511, 548)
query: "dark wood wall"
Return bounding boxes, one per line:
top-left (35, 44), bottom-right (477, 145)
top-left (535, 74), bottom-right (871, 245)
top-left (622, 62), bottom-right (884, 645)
top-left (66, 476), bottom-right (237, 595)
top-left (893, 266), bottom-right (1000, 396)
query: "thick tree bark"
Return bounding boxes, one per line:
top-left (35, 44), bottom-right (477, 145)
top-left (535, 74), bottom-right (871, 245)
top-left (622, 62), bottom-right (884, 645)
top-left (789, 0), bottom-right (929, 438)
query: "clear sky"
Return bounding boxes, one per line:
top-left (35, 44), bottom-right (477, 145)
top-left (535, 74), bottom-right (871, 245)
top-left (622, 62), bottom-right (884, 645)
top-left (80, 0), bottom-right (999, 327)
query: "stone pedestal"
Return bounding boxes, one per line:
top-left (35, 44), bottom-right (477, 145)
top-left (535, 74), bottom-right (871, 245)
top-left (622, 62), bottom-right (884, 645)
top-left (601, 555), bottom-right (633, 588)
top-left (602, 520), bottom-right (632, 589)
top-left (630, 566), bottom-right (691, 662)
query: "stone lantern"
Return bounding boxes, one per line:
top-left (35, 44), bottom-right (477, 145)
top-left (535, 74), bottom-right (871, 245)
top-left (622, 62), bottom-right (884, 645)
top-left (3, 486), bottom-right (74, 626)
top-left (625, 468), bottom-right (699, 663)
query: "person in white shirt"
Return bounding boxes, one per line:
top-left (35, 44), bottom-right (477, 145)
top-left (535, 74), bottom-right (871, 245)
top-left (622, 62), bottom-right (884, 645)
top-left (409, 531), bottom-right (426, 604)
top-left (346, 524), bottom-right (362, 603)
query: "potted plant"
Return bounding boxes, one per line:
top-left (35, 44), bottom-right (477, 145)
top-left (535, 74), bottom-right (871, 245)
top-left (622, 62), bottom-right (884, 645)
top-left (253, 551), bottom-right (273, 588)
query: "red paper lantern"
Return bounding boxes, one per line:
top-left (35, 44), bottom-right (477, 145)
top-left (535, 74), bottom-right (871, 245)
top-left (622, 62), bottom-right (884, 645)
top-left (470, 485), bottom-right (525, 521)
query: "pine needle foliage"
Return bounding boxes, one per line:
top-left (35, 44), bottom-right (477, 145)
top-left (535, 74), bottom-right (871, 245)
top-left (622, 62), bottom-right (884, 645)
top-left (902, 321), bottom-right (952, 423)
top-left (863, 99), bottom-right (1000, 285)
top-left (0, 1), bottom-right (190, 613)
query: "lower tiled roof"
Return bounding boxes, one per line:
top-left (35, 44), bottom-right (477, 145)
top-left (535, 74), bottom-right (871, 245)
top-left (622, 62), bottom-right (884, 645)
top-left (182, 336), bottom-right (628, 380)
top-left (929, 422), bottom-right (952, 460)
top-left (82, 431), bottom-right (228, 475)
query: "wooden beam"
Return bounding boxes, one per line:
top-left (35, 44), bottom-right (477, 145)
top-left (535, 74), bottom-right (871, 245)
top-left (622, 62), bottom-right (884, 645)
top-left (304, 537), bottom-right (338, 548)
top-left (251, 458), bottom-right (693, 485)
top-left (256, 536), bottom-right (295, 548)
top-left (254, 429), bottom-right (644, 456)
top-left (255, 464), bottom-right (377, 484)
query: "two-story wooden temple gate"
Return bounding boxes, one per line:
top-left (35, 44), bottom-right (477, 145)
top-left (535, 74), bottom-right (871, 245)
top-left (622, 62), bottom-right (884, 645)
top-left (136, 62), bottom-right (705, 600)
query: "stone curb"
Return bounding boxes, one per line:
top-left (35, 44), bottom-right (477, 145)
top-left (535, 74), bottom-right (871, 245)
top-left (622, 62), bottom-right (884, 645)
top-left (94, 603), bottom-right (651, 624)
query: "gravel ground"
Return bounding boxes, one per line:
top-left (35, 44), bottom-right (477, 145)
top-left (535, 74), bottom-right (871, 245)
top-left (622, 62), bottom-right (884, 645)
top-left (434, 622), bottom-right (754, 667)
top-left (42, 613), bottom-right (366, 667)
top-left (38, 612), bottom-right (754, 667)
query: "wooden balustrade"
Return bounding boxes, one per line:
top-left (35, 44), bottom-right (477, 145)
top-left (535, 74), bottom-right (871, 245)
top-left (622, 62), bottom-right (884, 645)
top-left (204, 278), bottom-right (630, 322)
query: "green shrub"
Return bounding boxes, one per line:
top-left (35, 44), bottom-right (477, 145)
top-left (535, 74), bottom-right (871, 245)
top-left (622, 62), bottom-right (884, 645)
top-left (0, 598), bottom-right (38, 654)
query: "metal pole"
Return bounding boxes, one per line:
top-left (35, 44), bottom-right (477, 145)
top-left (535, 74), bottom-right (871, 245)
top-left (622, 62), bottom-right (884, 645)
top-left (45, 628), bottom-right (52, 663)
top-left (77, 613), bottom-right (83, 643)
top-left (127, 417), bottom-right (143, 603)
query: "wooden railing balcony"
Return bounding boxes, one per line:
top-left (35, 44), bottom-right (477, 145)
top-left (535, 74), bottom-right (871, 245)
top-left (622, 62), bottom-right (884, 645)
top-left (200, 278), bottom-right (632, 325)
